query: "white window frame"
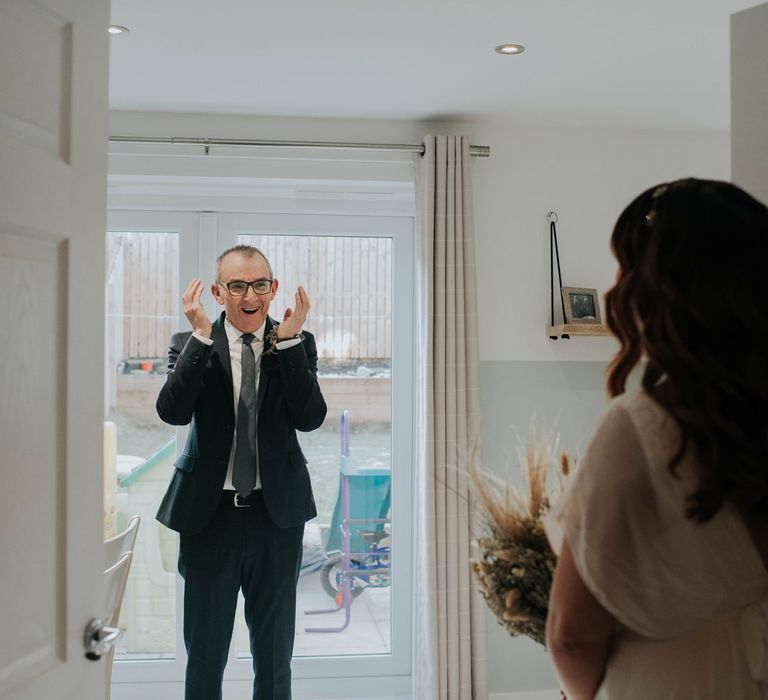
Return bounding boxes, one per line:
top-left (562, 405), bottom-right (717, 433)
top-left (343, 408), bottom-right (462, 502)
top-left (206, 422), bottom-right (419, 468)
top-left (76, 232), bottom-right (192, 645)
top-left (107, 209), bottom-right (415, 700)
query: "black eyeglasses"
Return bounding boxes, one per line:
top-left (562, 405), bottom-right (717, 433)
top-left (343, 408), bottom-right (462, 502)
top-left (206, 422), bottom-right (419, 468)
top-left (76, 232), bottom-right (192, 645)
top-left (218, 279), bottom-right (274, 296)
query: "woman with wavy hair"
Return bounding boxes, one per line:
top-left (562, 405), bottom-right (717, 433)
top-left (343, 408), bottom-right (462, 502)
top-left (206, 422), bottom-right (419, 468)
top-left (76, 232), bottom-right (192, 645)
top-left (545, 178), bottom-right (768, 699)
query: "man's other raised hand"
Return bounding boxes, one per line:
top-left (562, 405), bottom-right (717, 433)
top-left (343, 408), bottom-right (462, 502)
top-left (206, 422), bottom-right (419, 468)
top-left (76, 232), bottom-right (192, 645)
top-left (183, 278), bottom-right (213, 338)
top-left (279, 286), bottom-right (310, 339)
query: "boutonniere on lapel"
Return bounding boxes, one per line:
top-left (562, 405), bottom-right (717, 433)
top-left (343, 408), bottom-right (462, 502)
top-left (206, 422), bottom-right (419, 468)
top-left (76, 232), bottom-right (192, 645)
top-left (263, 323), bottom-right (304, 356)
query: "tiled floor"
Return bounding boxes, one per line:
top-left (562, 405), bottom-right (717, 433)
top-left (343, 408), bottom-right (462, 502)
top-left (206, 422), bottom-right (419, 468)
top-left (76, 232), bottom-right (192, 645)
top-left (233, 567), bottom-right (391, 657)
top-left (294, 568), bottom-right (391, 656)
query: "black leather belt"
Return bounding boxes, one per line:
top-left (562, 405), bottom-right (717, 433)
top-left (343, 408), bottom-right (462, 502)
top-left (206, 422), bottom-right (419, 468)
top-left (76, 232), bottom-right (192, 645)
top-left (221, 489), bottom-right (262, 508)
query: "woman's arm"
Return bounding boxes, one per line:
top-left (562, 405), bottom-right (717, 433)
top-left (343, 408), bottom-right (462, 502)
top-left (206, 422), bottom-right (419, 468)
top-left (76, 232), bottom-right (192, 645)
top-left (546, 540), bottom-right (617, 700)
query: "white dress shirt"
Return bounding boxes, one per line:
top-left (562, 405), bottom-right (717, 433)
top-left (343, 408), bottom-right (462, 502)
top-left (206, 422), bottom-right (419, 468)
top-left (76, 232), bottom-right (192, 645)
top-left (192, 319), bottom-right (301, 491)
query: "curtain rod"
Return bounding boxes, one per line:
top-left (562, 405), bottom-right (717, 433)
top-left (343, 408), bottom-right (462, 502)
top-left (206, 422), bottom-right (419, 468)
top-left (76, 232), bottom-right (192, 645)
top-left (109, 135), bottom-right (490, 158)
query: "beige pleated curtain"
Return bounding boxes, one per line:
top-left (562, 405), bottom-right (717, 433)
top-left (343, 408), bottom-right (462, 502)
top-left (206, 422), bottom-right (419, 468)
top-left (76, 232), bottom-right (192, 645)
top-left (414, 135), bottom-right (487, 700)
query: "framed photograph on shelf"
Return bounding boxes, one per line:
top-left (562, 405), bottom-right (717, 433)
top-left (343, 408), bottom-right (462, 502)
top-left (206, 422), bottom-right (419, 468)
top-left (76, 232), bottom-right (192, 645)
top-left (561, 286), bottom-right (602, 325)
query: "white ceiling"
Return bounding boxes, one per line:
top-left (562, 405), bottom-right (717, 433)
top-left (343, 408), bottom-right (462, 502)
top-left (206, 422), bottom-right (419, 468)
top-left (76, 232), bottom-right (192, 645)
top-left (109, 0), bottom-right (759, 132)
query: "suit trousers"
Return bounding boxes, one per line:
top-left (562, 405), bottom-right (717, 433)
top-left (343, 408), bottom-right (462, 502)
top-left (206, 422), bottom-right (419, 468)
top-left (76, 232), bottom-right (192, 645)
top-left (178, 490), bottom-right (304, 700)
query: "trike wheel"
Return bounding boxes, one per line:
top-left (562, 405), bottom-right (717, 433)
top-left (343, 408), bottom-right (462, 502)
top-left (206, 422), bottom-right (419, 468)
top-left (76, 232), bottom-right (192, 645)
top-left (320, 553), bottom-right (366, 600)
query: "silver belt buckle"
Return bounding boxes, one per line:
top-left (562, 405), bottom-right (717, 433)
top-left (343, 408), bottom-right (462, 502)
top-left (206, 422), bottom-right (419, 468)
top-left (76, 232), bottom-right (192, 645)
top-left (233, 493), bottom-right (251, 508)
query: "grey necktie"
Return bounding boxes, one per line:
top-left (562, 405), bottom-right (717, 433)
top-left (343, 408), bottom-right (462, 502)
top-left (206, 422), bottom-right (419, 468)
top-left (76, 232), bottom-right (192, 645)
top-left (233, 333), bottom-right (258, 496)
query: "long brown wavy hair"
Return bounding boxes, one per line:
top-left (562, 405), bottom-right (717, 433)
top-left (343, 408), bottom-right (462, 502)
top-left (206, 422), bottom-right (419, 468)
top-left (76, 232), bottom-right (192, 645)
top-left (605, 178), bottom-right (768, 522)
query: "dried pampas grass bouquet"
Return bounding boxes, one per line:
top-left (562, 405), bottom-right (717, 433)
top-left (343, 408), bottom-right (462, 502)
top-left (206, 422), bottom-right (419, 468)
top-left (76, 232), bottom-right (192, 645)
top-left (470, 426), bottom-right (572, 646)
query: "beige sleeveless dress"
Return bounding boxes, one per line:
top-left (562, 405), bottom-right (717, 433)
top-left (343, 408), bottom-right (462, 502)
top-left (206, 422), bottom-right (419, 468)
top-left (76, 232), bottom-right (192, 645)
top-left (545, 391), bottom-right (768, 699)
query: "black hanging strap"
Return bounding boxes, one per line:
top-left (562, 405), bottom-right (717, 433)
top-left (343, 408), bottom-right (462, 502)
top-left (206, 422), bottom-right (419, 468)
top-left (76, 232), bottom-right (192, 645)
top-left (549, 217), bottom-right (567, 326)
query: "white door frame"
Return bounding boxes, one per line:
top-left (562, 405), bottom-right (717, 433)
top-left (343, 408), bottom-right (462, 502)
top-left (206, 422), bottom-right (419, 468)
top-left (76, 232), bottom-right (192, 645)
top-left (107, 210), bottom-right (415, 699)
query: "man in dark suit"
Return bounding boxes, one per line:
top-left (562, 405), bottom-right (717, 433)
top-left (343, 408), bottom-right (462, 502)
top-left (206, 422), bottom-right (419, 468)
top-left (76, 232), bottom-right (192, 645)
top-left (156, 244), bottom-right (326, 700)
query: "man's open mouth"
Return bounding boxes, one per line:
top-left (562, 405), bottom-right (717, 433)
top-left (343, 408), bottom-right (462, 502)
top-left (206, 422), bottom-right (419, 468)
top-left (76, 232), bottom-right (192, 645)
top-left (241, 307), bottom-right (260, 315)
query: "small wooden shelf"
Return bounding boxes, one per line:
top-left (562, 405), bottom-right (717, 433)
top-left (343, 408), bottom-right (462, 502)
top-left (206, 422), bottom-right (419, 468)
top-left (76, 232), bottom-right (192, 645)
top-left (546, 323), bottom-right (611, 339)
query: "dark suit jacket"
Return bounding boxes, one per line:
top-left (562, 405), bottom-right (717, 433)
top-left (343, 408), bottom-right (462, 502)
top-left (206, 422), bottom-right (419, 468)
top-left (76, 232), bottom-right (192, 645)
top-left (155, 312), bottom-right (326, 535)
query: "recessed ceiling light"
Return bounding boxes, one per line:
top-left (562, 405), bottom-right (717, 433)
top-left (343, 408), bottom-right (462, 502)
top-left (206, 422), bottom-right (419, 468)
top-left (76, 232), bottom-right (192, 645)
top-left (495, 44), bottom-right (525, 55)
top-left (108, 25), bottom-right (130, 35)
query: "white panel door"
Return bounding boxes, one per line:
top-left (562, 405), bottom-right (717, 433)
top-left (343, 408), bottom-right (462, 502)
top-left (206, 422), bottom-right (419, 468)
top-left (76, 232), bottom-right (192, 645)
top-left (0, 0), bottom-right (109, 699)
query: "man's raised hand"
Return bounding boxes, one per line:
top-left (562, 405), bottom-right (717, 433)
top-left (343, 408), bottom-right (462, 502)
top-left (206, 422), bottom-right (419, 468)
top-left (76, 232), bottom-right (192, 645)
top-left (279, 286), bottom-right (310, 339)
top-left (183, 278), bottom-right (213, 338)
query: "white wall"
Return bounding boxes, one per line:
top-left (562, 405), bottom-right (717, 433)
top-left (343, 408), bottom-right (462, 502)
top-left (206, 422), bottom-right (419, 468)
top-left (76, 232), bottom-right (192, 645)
top-left (109, 111), bottom-right (425, 186)
top-left (731, 1), bottom-right (768, 204)
top-left (466, 120), bottom-right (728, 696)
top-left (109, 110), bottom-right (730, 697)
top-left (470, 122), bottom-right (730, 362)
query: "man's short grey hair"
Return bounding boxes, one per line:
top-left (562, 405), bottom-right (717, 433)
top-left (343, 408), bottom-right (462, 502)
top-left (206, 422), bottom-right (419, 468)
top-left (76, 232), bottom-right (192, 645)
top-left (215, 245), bottom-right (273, 279)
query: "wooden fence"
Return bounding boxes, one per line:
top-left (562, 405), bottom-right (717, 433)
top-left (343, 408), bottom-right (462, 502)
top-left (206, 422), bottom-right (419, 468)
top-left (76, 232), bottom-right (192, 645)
top-left (106, 232), bottom-right (178, 362)
top-left (242, 235), bottom-right (392, 360)
top-left (107, 232), bottom-right (391, 361)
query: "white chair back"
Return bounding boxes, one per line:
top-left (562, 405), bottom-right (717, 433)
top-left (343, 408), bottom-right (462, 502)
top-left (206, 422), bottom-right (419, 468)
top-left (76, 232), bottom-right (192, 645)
top-left (103, 516), bottom-right (140, 700)
top-left (104, 550), bottom-right (133, 628)
top-left (104, 515), bottom-right (140, 569)
top-left (103, 551), bottom-right (133, 700)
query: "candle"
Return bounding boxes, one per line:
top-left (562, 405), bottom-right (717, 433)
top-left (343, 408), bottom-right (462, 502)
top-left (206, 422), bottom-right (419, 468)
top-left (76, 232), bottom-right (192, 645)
top-left (103, 421), bottom-right (118, 539)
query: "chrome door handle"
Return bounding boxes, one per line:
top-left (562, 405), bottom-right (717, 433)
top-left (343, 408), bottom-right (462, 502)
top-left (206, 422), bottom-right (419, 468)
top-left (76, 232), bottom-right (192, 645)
top-left (83, 618), bottom-right (123, 661)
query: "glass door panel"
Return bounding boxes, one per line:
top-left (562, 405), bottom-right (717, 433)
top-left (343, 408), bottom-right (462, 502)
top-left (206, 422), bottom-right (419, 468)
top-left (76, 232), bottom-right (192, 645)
top-left (234, 233), bottom-right (393, 658)
top-left (218, 213), bottom-right (413, 680)
top-left (106, 211), bottom-right (198, 674)
top-left (105, 229), bottom-right (178, 659)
